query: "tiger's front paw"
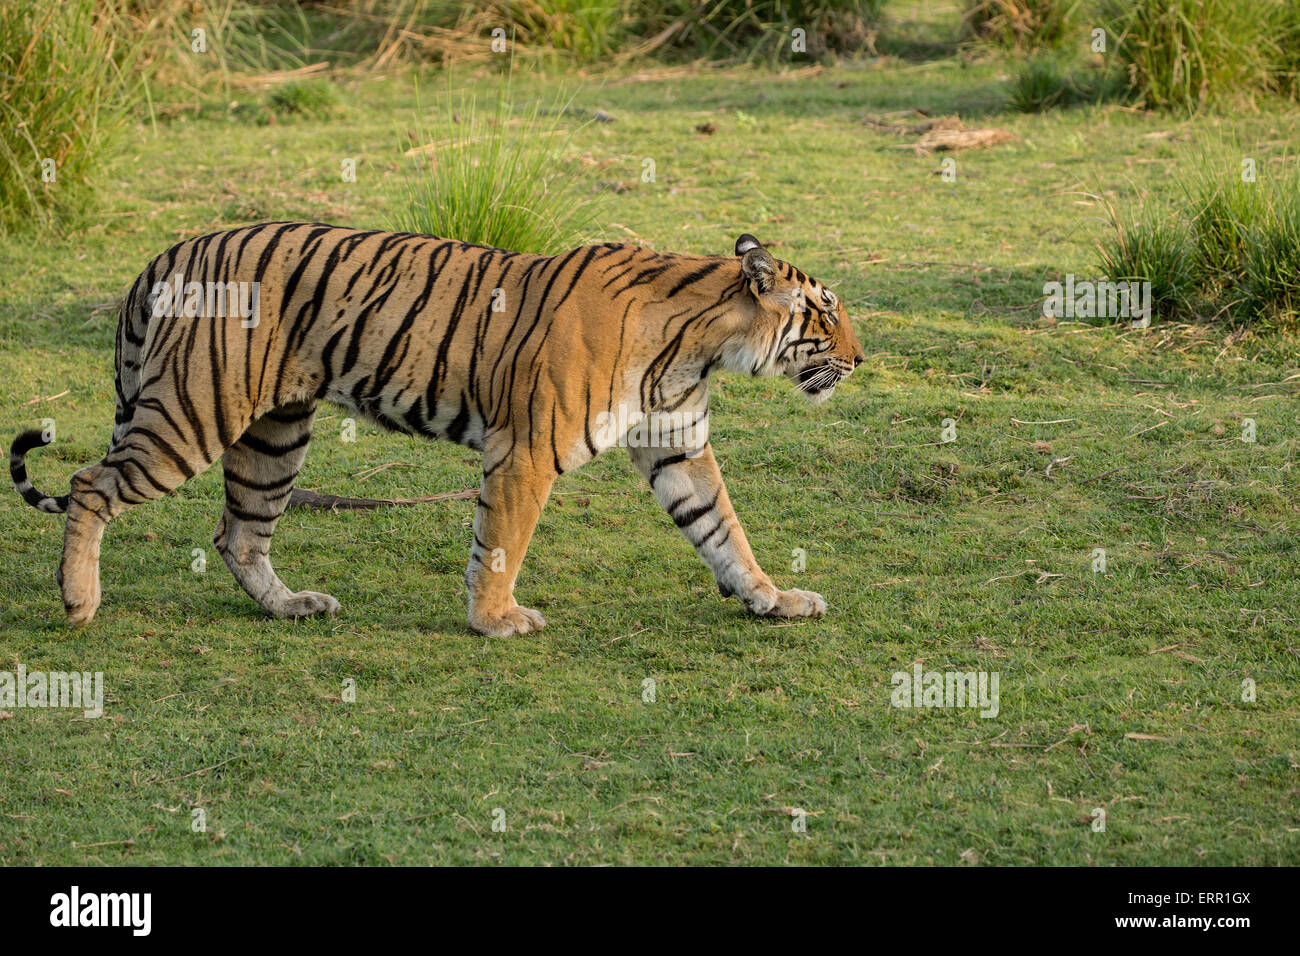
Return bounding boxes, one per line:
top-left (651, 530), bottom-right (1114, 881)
top-left (763, 588), bottom-right (827, 618)
top-left (469, 604), bottom-right (546, 637)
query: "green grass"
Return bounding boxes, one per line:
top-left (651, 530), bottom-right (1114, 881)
top-left (1011, 55), bottom-right (1128, 113)
top-left (1, 58), bottom-right (1298, 865)
top-left (0, 0), bottom-right (134, 234)
top-left (1098, 153), bottom-right (1300, 327)
top-left (961, 0), bottom-right (1080, 52)
top-left (391, 81), bottom-right (605, 253)
top-left (1102, 0), bottom-right (1297, 112)
top-left (267, 80), bottom-right (341, 119)
top-left (1095, 201), bottom-right (1198, 320)
top-left (636, 0), bottom-right (885, 61)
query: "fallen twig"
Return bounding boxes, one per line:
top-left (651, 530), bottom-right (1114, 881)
top-left (288, 487), bottom-right (477, 510)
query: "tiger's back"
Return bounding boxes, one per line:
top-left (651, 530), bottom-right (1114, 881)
top-left (121, 223), bottom-right (594, 454)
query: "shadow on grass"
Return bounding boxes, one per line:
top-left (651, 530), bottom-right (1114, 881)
top-left (866, 262), bottom-right (1052, 321)
top-left (873, 35), bottom-right (962, 63)
top-left (597, 68), bottom-right (1015, 123)
top-left (872, 1), bottom-right (962, 63)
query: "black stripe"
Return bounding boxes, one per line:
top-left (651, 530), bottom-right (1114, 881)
top-left (264, 405), bottom-right (315, 424)
top-left (239, 431), bottom-right (311, 457)
top-left (129, 426), bottom-right (198, 480)
top-left (224, 502), bottom-right (283, 523)
top-left (664, 261), bottom-right (723, 298)
top-left (224, 467), bottom-right (299, 493)
top-left (672, 489), bottom-right (722, 530)
top-left (695, 516), bottom-right (729, 549)
top-left (648, 452), bottom-right (690, 488)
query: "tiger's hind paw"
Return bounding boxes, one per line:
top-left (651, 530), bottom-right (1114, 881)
top-left (64, 601), bottom-right (99, 627)
top-left (469, 605), bottom-right (546, 637)
top-left (274, 591), bottom-right (341, 619)
top-left (61, 567), bottom-right (101, 627)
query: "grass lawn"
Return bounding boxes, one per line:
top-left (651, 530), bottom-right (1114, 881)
top-left (1, 53), bottom-right (1298, 865)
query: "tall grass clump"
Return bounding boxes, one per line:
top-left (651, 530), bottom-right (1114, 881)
top-left (1186, 169), bottom-right (1266, 287)
top-left (126, 1), bottom-right (887, 68)
top-left (295, 1), bottom-right (627, 66)
top-left (1276, 1), bottom-right (1300, 97)
top-left (961, 0), bottom-right (1079, 51)
top-left (1011, 56), bottom-right (1076, 111)
top-left (1238, 178), bottom-right (1300, 325)
top-left (392, 86), bottom-right (603, 254)
top-left (1096, 204), bottom-right (1198, 320)
top-left (105, 1), bottom-right (309, 103)
top-left (638, 0), bottom-right (885, 61)
top-left (1011, 54), bottom-right (1127, 111)
top-left (481, 0), bottom-right (628, 61)
top-left (1102, 0), bottom-right (1294, 112)
top-left (1097, 160), bottom-right (1300, 328)
top-left (0, 0), bottom-right (134, 233)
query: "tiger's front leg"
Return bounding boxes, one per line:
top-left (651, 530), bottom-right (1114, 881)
top-left (464, 463), bottom-right (555, 637)
top-left (629, 443), bottom-right (826, 619)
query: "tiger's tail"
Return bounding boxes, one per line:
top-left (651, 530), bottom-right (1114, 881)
top-left (9, 429), bottom-right (71, 514)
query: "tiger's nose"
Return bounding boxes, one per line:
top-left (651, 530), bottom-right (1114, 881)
top-left (853, 354), bottom-right (864, 368)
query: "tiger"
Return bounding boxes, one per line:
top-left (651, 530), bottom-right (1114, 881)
top-left (9, 223), bottom-right (866, 636)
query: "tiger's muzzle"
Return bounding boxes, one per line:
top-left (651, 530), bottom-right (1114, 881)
top-left (793, 357), bottom-right (855, 402)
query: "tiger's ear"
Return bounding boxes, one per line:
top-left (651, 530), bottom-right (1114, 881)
top-left (736, 234), bottom-right (776, 295)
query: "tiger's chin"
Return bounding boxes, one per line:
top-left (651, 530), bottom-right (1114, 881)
top-left (791, 363), bottom-right (843, 404)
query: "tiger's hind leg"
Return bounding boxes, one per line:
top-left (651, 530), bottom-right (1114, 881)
top-left (61, 413), bottom-right (230, 625)
top-left (214, 401), bottom-right (339, 619)
top-left (60, 464), bottom-right (155, 626)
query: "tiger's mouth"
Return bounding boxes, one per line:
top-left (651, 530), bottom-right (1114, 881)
top-left (793, 361), bottom-right (848, 402)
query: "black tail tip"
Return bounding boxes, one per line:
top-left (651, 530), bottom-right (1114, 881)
top-left (10, 428), bottom-right (68, 514)
top-left (10, 428), bottom-right (53, 459)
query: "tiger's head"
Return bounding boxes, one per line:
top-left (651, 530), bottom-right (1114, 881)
top-left (729, 234), bottom-right (867, 404)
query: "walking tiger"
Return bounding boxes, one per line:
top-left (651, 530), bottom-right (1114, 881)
top-left (9, 224), bottom-right (866, 635)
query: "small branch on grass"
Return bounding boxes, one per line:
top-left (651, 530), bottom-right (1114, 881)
top-left (1123, 377), bottom-right (1172, 387)
top-left (21, 390), bottom-right (69, 406)
top-left (74, 836), bottom-right (138, 850)
top-left (229, 62), bottom-right (331, 90)
top-left (985, 573), bottom-right (1024, 585)
top-left (151, 755), bottom-right (243, 785)
top-left (602, 627), bottom-right (648, 646)
top-left (1125, 420), bottom-right (1168, 439)
top-left (404, 128), bottom-right (565, 158)
top-left (1045, 456), bottom-right (1073, 480)
top-left (288, 487), bottom-right (477, 510)
top-left (352, 461), bottom-right (408, 481)
top-left (1078, 466), bottom-right (1128, 485)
